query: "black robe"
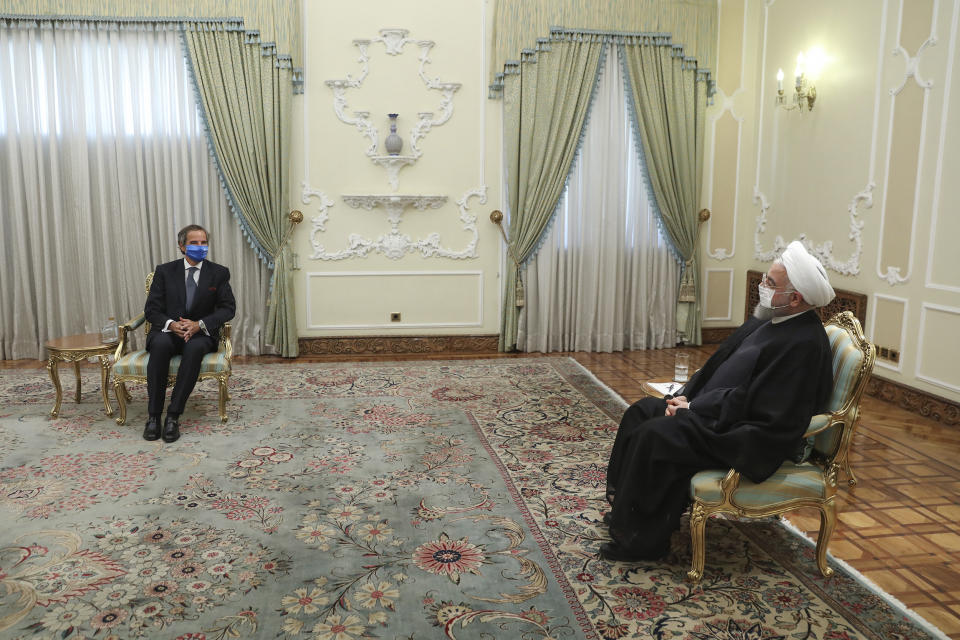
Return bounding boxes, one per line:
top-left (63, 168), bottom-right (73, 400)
top-left (605, 310), bottom-right (833, 556)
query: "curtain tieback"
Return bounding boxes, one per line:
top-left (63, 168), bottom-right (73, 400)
top-left (489, 210), bottom-right (526, 308)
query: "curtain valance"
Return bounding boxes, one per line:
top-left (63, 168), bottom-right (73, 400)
top-left (0, 0), bottom-right (301, 90)
top-left (491, 26), bottom-right (713, 99)
top-left (491, 0), bottom-right (716, 98)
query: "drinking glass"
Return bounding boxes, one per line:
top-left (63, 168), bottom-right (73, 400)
top-left (674, 352), bottom-right (690, 383)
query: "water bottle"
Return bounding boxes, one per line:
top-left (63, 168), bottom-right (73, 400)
top-left (101, 316), bottom-right (118, 344)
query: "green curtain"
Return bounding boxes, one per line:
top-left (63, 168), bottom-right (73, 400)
top-left (500, 38), bottom-right (604, 351)
top-left (184, 25), bottom-right (297, 356)
top-left (623, 42), bottom-right (708, 345)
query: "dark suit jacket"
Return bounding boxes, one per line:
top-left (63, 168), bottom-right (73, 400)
top-left (145, 258), bottom-right (236, 347)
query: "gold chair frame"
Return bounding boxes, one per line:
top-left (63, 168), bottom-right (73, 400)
top-left (686, 311), bottom-right (876, 583)
top-left (112, 272), bottom-right (232, 425)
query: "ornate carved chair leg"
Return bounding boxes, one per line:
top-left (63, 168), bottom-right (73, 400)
top-left (815, 501), bottom-right (836, 578)
top-left (687, 502), bottom-right (707, 583)
top-left (99, 355), bottom-right (113, 416)
top-left (114, 379), bottom-right (128, 425)
top-left (843, 462), bottom-right (858, 488)
top-left (218, 376), bottom-right (228, 423)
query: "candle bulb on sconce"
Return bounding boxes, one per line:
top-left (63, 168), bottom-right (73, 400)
top-left (775, 50), bottom-right (819, 113)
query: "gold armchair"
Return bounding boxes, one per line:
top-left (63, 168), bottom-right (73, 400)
top-left (112, 272), bottom-right (232, 425)
top-left (686, 311), bottom-right (875, 583)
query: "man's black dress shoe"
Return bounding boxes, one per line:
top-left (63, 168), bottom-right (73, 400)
top-left (162, 415), bottom-right (180, 443)
top-left (143, 416), bottom-right (161, 441)
top-left (599, 541), bottom-right (669, 563)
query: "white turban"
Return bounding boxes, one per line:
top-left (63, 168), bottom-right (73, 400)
top-left (779, 241), bottom-right (835, 307)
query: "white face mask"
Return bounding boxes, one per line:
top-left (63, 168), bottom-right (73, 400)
top-left (758, 283), bottom-right (794, 310)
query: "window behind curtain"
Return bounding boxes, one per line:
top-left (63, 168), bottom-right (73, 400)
top-left (0, 20), bottom-right (269, 359)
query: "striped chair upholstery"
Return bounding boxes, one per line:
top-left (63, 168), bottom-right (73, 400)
top-left (685, 311), bottom-right (875, 583)
top-left (111, 273), bottom-right (232, 426)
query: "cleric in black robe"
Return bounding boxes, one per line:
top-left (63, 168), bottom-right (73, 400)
top-left (601, 241), bottom-right (836, 561)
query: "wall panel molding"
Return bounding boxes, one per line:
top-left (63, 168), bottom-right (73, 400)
top-left (306, 270), bottom-right (484, 330)
top-left (876, 0), bottom-right (940, 285)
top-left (924, 0), bottom-right (960, 292)
top-left (868, 293), bottom-right (909, 373)
top-left (916, 302), bottom-right (960, 393)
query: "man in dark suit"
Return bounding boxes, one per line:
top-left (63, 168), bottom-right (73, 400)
top-left (143, 224), bottom-right (236, 442)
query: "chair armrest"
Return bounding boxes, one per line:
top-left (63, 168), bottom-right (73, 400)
top-left (218, 323), bottom-right (233, 361)
top-left (114, 314), bottom-right (145, 360)
top-left (802, 413), bottom-right (835, 438)
top-left (719, 468), bottom-right (742, 502)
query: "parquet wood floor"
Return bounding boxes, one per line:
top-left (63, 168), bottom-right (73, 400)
top-left (4, 347), bottom-right (959, 637)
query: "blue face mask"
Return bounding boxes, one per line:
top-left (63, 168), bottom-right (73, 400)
top-left (184, 244), bottom-right (209, 262)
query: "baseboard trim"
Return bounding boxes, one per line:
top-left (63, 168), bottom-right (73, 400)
top-left (298, 334), bottom-right (500, 356)
top-left (701, 327), bottom-right (736, 344)
top-left (867, 376), bottom-right (960, 427)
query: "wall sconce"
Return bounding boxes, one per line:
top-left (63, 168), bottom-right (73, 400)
top-left (776, 50), bottom-right (823, 113)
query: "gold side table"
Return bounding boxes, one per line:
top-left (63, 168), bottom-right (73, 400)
top-left (45, 333), bottom-right (115, 418)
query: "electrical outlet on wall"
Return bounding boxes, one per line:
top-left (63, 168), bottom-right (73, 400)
top-left (390, 312), bottom-right (401, 322)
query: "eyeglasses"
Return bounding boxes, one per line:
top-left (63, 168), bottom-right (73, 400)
top-left (761, 275), bottom-right (794, 292)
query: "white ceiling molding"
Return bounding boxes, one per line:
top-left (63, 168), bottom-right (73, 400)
top-left (752, 0), bottom-right (883, 275)
top-left (876, 0), bottom-right (939, 286)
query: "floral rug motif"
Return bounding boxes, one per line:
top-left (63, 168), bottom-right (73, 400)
top-left (0, 359), bottom-right (944, 640)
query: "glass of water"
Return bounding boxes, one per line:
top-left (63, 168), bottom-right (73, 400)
top-left (674, 352), bottom-right (690, 383)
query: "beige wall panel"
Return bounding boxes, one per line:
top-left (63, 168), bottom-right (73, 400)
top-left (717, 0), bottom-right (744, 95)
top-left (873, 296), bottom-right (905, 350)
top-left (292, 0), bottom-right (502, 337)
top-left (307, 272), bottom-right (482, 329)
top-left (917, 305), bottom-right (960, 392)
top-left (709, 113), bottom-right (739, 254)
top-left (704, 269), bottom-right (733, 321)
top-left (881, 82), bottom-right (924, 276)
top-left (756, 0), bottom-right (880, 257)
top-left (899, 0), bottom-right (934, 53)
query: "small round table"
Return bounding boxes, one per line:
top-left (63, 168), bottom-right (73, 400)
top-left (45, 333), bottom-right (116, 418)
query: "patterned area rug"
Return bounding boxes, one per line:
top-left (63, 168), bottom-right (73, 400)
top-left (0, 358), bottom-right (945, 640)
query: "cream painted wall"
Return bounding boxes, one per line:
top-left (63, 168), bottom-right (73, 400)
top-left (289, 0), bottom-right (501, 336)
top-left (702, 0), bottom-right (960, 403)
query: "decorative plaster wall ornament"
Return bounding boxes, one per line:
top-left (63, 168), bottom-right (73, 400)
top-left (753, 182), bottom-right (867, 276)
top-left (310, 189), bottom-right (485, 261)
top-left (324, 28), bottom-right (462, 188)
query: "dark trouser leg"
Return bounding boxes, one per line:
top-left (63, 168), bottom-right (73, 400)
top-left (606, 396), bottom-right (667, 504)
top-left (146, 332), bottom-right (180, 417)
top-left (166, 335), bottom-right (215, 416)
top-left (607, 411), bottom-right (713, 556)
